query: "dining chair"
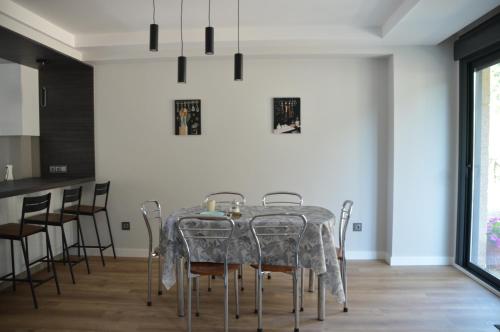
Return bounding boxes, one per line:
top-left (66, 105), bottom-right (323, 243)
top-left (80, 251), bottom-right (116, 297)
top-left (140, 200), bottom-right (164, 306)
top-left (337, 200), bottom-right (354, 312)
top-left (203, 191), bottom-right (246, 292)
top-left (250, 213), bottom-right (308, 332)
top-left (261, 191), bottom-right (306, 308)
top-left (177, 215), bottom-right (239, 332)
top-left (262, 191), bottom-right (303, 207)
top-left (63, 181), bottom-right (116, 266)
top-left (25, 187), bottom-right (91, 284)
top-left (0, 193), bottom-right (60, 309)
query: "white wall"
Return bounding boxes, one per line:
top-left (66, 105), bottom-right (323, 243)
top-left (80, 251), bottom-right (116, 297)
top-left (93, 56), bottom-right (390, 258)
top-left (389, 45), bottom-right (458, 265)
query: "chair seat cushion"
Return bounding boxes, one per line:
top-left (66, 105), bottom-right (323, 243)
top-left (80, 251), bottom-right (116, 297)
top-left (336, 247), bottom-right (343, 260)
top-left (250, 264), bottom-right (294, 273)
top-left (25, 213), bottom-right (77, 225)
top-left (64, 205), bottom-right (104, 215)
top-left (190, 262), bottom-right (240, 276)
top-left (0, 223), bottom-right (45, 239)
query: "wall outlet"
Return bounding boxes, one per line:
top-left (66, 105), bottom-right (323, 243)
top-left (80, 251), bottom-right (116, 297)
top-left (121, 221), bottom-right (131, 231)
top-left (353, 223), bottom-right (362, 232)
top-left (49, 165), bottom-right (67, 173)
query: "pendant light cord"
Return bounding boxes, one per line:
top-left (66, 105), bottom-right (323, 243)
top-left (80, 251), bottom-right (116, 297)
top-left (208, 0), bottom-right (211, 27)
top-left (237, 0), bottom-right (240, 53)
top-left (152, 0), bottom-right (156, 24)
top-left (180, 0), bottom-right (184, 56)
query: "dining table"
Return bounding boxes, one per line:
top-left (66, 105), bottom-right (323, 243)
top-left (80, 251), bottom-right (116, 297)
top-left (160, 204), bottom-right (345, 321)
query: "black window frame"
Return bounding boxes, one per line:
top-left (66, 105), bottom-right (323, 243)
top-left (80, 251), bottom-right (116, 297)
top-left (455, 12), bottom-right (500, 291)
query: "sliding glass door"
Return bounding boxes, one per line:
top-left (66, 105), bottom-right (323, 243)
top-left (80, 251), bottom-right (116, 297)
top-left (470, 61), bottom-right (500, 281)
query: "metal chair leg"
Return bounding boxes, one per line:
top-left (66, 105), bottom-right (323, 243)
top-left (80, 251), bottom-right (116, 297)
top-left (254, 269), bottom-right (258, 314)
top-left (239, 265), bottom-right (244, 291)
top-left (293, 269), bottom-right (300, 332)
top-left (342, 260), bottom-right (348, 312)
top-left (147, 251), bottom-right (152, 306)
top-left (257, 270), bottom-right (263, 332)
top-left (224, 272), bottom-right (229, 332)
top-left (195, 277), bottom-right (200, 317)
top-left (10, 240), bottom-right (16, 291)
top-left (308, 269), bottom-right (314, 292)
top-left (77, 218), bottom-right (91, 274)
top-left (187, 275), bottom-right (192, 332)
top-left (104, 210), bottom-right (117, 259)
top-left (92, 215), bottom-right (106, 266)
top-left (20, 239), bottom-right (37, 309)
top-left (300, 268), bottom-right (304, 312)
top-left (208, 275), bottom-right (212, 291)
top-left (61, 225), bottom-right (75, 284)
top-left (158, 255), bottom-right (163, 295)
top-left (46, 231), bottom-right (61, 295)
top-left (234, 270), bottom-right (240, 319)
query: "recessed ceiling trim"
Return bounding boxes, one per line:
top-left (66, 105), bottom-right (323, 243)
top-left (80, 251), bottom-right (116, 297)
top-left (0, 0), bottom-right (76, 47)
top-left (381, 0), bottom-right (420, 37)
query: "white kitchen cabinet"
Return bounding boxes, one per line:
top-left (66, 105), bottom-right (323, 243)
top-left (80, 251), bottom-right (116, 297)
top-left (0, 63), bottom-right (40, 136)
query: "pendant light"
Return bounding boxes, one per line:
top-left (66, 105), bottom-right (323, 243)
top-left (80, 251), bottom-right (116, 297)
top-left (205, 0), bottom-right (214, 54)
top-left (178, 0), bottom-right (186, 83)
top-left (149, 0), bottom-right (158, 52)
top-left (234, 0), bottom-right (243, 81)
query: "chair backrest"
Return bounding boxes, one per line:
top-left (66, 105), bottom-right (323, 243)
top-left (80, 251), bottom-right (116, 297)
top-left (338, 200), bottom-right (354, 257)
top-left (203, 192), bottom-right (246, 209)
top-left (20, 193), bottom-right (51, 235)
top-left (262, 191), bottom-right (303, 207)
top-left (249, 213), bottom-right (307, 270)
top-left (177, 215), bottom-right (235, 276)
top-left (92, 181), bottom-right (111, 208)
top-left (141, 200), bottom-right (163, 252)
top-left (61, 187), bottom-right (82, 213)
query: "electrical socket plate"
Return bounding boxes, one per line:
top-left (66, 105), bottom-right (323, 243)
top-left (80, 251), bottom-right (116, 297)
top-left (121, 221), bottom-right (130, 231)
top-left (353, 223), bottom-right (362, 232)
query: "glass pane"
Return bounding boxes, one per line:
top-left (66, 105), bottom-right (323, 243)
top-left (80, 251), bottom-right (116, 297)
top-left (470, 62), bottom-right (500, 279)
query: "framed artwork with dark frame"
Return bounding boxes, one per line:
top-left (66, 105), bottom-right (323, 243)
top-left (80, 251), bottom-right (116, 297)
top-left (174, 99), bottom-right (201, 135)
top-left (273, 97), bottom-right (301, 134)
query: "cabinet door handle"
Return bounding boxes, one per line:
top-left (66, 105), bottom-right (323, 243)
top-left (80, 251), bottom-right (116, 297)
top-left (40, 87), bottom-right (47, 108)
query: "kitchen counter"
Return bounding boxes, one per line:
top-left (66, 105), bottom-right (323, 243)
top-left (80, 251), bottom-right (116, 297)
top-left (0, 177), bottom-right (94, 199)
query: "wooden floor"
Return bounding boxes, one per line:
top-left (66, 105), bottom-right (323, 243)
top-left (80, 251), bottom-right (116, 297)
top-left (0, 258), bottom-right (498, 332)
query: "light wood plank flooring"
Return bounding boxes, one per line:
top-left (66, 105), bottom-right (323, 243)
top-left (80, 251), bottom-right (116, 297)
top-left (0, 258), bottom-right (498, 332)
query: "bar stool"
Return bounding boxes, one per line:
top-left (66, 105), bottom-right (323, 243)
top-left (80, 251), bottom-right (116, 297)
top-left (0, 193), bottom-right (60, 309)
top-left (63, 181), bottom-right (116, 266)
top-left (25, 187), bottom-right (91, 283)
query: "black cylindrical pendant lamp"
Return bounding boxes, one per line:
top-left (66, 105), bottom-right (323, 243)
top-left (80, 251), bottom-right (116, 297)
top-left (178, 56), bottom-right (186, 83)
top-left (234, 53), bottom-right (243, 81)
top-left (149, 24), bottom-right (158, 51)
top-left (205, 26), bottom-right (214, 55)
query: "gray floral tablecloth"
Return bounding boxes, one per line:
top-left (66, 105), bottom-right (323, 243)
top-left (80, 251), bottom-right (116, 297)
top-left (160, 205), bottom-right (345, 303)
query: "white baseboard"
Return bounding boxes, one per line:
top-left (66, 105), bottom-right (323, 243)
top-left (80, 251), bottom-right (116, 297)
top-left (388, 256), bottom-right (452, 266)
top-left (345, 251), bottom-right (385, 260)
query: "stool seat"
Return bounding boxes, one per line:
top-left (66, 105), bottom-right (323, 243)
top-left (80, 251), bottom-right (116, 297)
top-left (64, 205), bottom-right (104, 215)
top-left (250, 264), bottom-right (294, 273)
top-left (25, 213), bottom-right (77, 226)
top-left (0, 223), bottom-right (45, 240)
top-left (191, 262), bottom-right (240, 276)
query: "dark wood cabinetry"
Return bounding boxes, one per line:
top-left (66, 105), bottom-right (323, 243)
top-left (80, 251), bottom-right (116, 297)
top-left (0, 25), bottom-right (95, 180)
top-left (39, 65), bottom-right (95, 178)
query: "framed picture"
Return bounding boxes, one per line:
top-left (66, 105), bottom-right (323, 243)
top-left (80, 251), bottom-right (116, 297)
top-left (175, 99), bottom-right (201, 135)
top-left (273, 97), bottom-right (301, 134)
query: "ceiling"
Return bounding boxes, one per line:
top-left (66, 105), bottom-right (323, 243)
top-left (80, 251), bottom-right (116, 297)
top-left (2, 0), bottom-right (500, 61)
